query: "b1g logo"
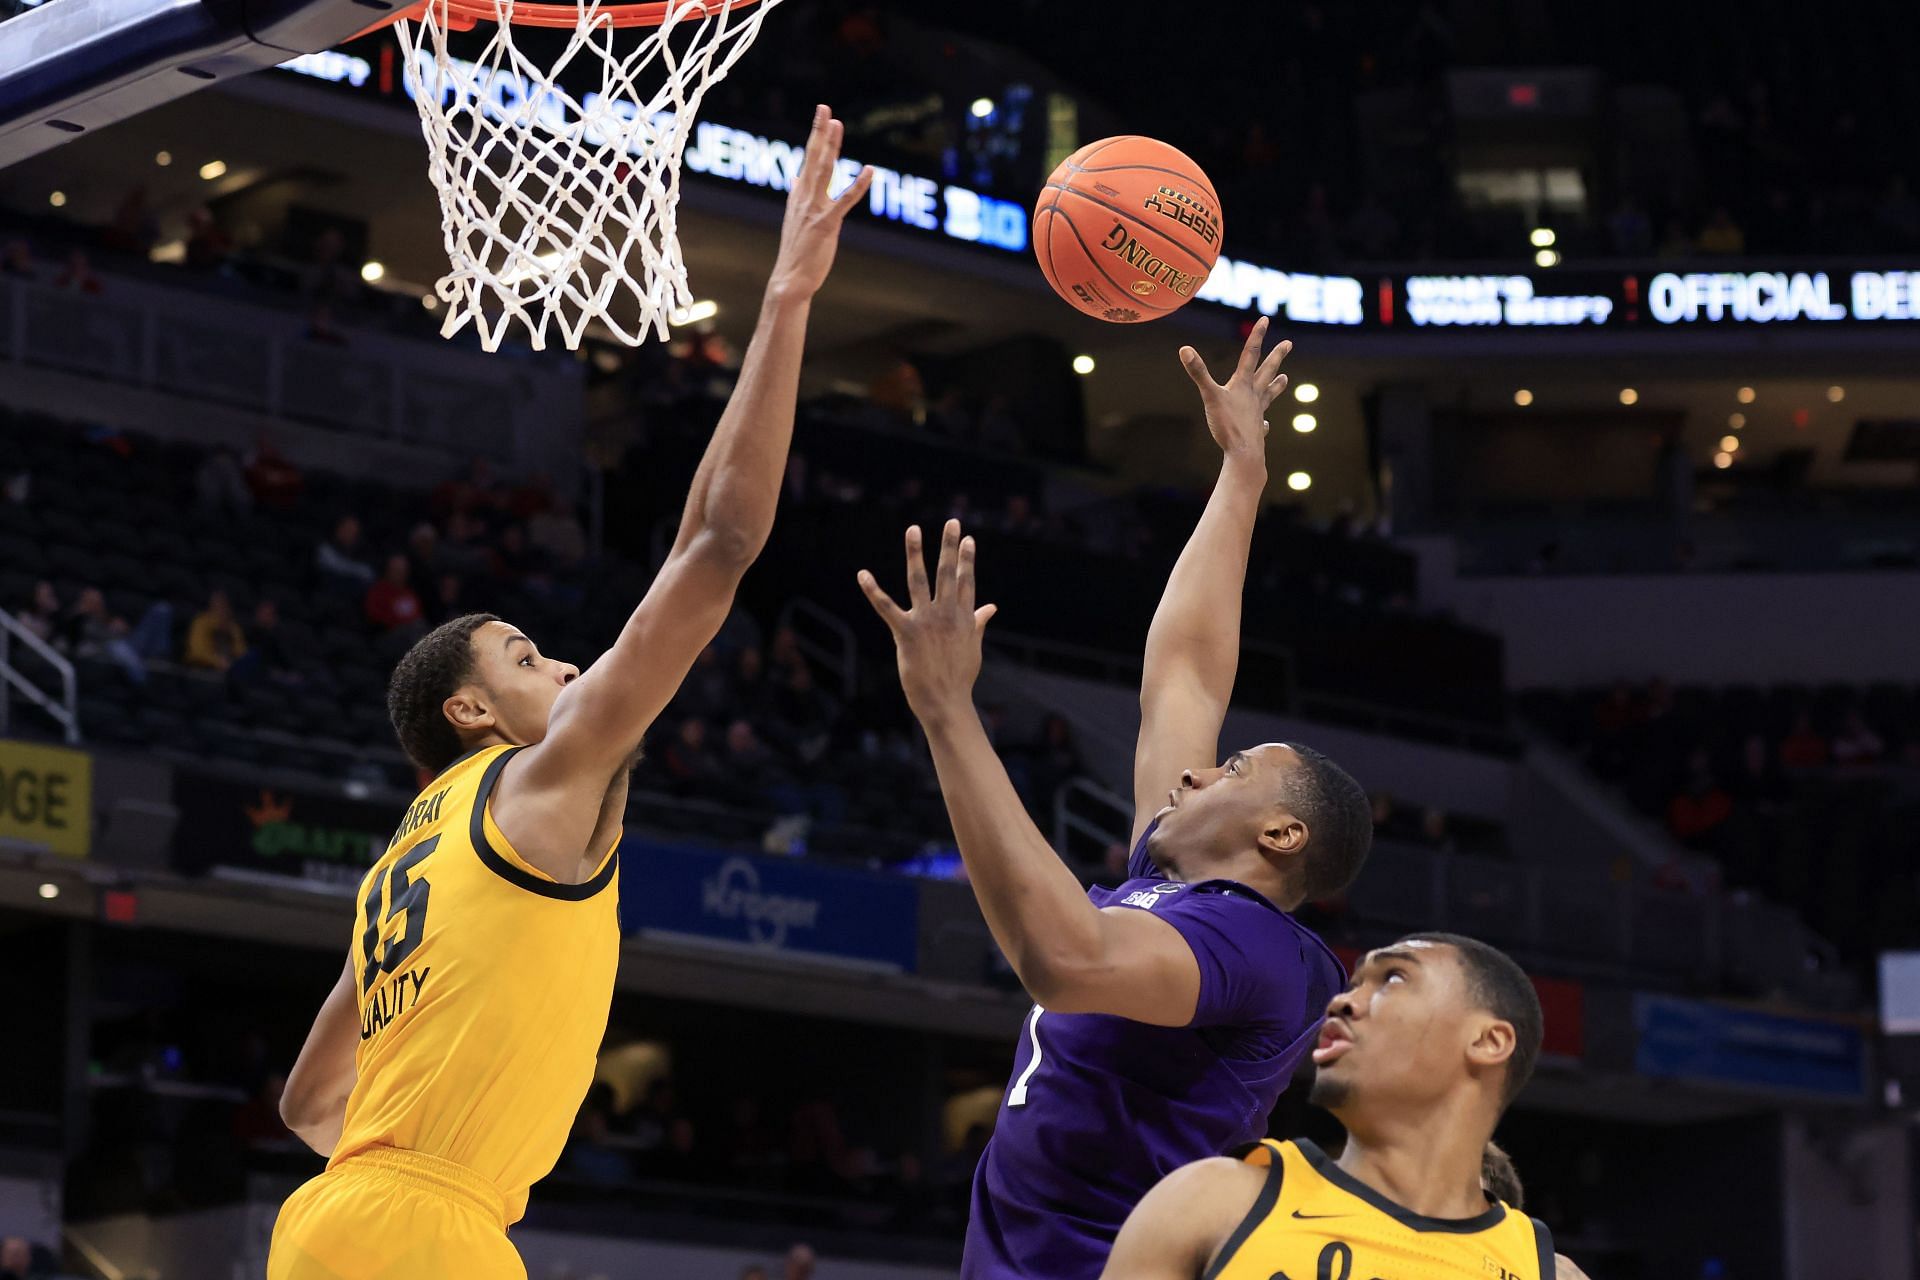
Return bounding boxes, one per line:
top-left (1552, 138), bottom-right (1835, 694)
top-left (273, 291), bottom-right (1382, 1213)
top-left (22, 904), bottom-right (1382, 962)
top-left (1121, 883), bottom-right (1182, 910)
top-left (1100, 222), bottom-right (1199, 298)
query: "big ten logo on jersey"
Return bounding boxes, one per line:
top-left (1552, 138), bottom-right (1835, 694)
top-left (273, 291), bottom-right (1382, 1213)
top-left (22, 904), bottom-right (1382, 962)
top-left (1143, 184), bottom-right (1221, 247)
top-left (1099, 223), bottom-right (1202, 299)
top-left (1120, 883), bottom-right (1182, 910)
top-left (359, 835), bottom-right (439, 1041)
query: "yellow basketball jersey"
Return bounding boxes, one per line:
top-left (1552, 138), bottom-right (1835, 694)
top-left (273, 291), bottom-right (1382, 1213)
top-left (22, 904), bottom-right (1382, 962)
top-left (331, 744), bottom-right (620, 1225)
top-left (1207, 1140), bottom-right (1552, 1280)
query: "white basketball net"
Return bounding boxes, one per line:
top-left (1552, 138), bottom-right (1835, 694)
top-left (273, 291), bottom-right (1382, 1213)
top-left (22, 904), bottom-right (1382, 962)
top-left (396, 0), bottom-right (781, 352)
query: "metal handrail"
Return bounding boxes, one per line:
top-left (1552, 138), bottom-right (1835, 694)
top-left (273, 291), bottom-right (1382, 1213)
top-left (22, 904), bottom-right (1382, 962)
top-left (1052, 775), bottom-right (1131, 865)
top-left (777, 597), bottom-right (858, 700)
top-left (0, 606), bottom-right (79, 743)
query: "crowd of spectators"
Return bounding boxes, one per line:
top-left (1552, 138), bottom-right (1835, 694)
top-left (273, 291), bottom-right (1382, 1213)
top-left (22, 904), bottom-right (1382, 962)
top-left (1524, 680), bottom-right (1920, 965)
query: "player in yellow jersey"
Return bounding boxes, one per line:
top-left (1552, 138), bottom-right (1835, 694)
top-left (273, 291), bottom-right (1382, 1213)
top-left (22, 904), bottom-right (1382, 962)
top-left (264, 105), bottom-right (874, 1280)
top-left (1103, 932), bottom-right (1592, 1280)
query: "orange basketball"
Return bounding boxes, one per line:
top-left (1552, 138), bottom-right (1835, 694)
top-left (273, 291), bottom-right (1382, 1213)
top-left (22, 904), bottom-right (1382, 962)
top-left (1032, 136), bottom-right (1224, 323)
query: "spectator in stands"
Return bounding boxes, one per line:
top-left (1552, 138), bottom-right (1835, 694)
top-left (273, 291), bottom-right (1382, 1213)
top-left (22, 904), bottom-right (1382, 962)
top-left (1419, 806), bottom-right (1459, 854)
top-left (315, 515), bottom-right (374, 586)
top-left (663, 716), bottom-right (723, 797)
top-left (404, 522), bottom-right (441, 590)
top-left (674, 644), bottom-right (734, 723)
top-left (15, 580), bottom-right (60, 644)
top-left (53, 248), bottom-right (103, 295)
top-left (194, 447), bottom-right (252, 516)
top-left (1778, 709), bottom-right (1830, 771)
top-left (427, 573), bottom-right (467, 626)
top-left (527, 497), bottom-right (588, 569)
top-left (304, 303), bottom-right (348, 346)
top-left (57, 587), bottom-right (148, 684)
top-left (233, 599), bottom-right (304, 688)
top-left (1023, 713), bottom-right (1084, 820)
top-left (783, 1242), bottom-right (817, 1280)
top-left (1831, 708), bottom-right (1886, 767)
top-left (560, 1084), bottom-right (631, 1188)
top-left (997, 493), bottom-right (1043, 537)
top-left (1668, 748), bottom-right (1733, 849)
top-left (364, 554), bottom-right (425, 632)
top-left (184, 590), bottom-right (247, 672)
top-left (1696, 206), bottom-right (1747, 255)
top-left (101, 184), bottom-right (158, 257)
top-left (733, 645), bottom-right (772, 722)
top-left (1, 238), bottom-right (33, 280)
top-left (299, 227), bottom-right (360, 306)
top-left (434, 456), bottom-right (506, 524)
top-left (0, 1234), bottom-right (56, 1280)
top-left (1728, 732), bottom-right (1786, 807)
top-left (244, 435), bottom-right (304, 510)
top-left (183, 206), bottom-right (233, 272)
top-left (770, 661), bottom-right (836, 763)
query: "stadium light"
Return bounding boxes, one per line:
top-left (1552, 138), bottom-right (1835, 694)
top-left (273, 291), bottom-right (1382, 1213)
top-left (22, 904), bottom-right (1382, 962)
top-left (1291, 413), bottom-right (1316, 433)
top-left (1072, 354), bottom-right (1096, 375)
top-left (1294, 383), bottom-right (1320, 403)
top-left (1736, 386), bottom-right (1756, 403)
top-left (1618, 388), bottom-right (1639, 406)
top-left (668, 299), bottom-right (719, 326)
top-left (1514, 389), bottom-right (1534, 407)
top-left (1534, 248), bottom-right (1560, 268)
top-left (1729, 413), bottom-right (1746, 429)
top-left (1827, 385), bottom-right (1846, 403)
top-left (1287, 471), bottom-right (1312, 492)
top-left (37, 883), bottom-right (58, 900)
top-left (199, 159), bottom-right (227, 180)
top-left (970, 97), bottom-right (995, 119)
top-left (421, 295), bottom-right (438, 311)
top-left (1713, 451), bottom-right (1734, 469)
top-left (360, 261), bottom-right (385, 283)
top-left (48, 191), bottom-right (65, 207)
top-left (155, 150), bottom-right (172, 167)
top-left (1720, 434), bottom-right (1741, 452)
top-left (1529, 228), bottom-right (1556, 248)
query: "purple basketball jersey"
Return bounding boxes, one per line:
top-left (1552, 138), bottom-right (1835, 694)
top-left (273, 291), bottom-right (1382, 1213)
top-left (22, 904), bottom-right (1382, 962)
top-left (961, 827), bottom-right (1345, 1280)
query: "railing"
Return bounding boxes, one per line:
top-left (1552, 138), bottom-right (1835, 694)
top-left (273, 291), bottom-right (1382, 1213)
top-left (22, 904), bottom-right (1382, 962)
top-left (0, 268), bottom-right (583, 476)
top-left (778, 597), bottom-right (858, 700)
top-left (0, 606), bottom-right (78, 743)
top-left (1052, 776), bottom-right (1131, 868)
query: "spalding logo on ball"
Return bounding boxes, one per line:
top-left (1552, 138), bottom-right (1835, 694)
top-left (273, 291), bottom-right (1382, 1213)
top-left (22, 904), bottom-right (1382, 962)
top-left (1033, 135), bottom-right (1223, 323)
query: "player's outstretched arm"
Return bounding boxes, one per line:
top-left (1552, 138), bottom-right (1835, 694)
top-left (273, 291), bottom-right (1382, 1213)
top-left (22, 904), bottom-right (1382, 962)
top-left (1130, 319), bottom-right (1291, 850)
top-left (281, 957), bottom-right (359, 1157)
top-left (861, 523), bottom-right (1218, 1025)
top-left (1100, 1156), bottom-right (1264, 1280)
top-left (495, 107), bottom-right (873, 872)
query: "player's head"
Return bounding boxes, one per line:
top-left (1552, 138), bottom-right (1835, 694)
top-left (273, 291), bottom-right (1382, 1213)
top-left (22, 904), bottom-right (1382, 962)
top-left (387, 614), bottom-right (580, 773)
top-left (1308, 933), bottom-right (1541, 1135)
top-left (1145, 742), bottom-right (1370, 907)
top-left (1481, 1139), bottom-right (1524, 1208)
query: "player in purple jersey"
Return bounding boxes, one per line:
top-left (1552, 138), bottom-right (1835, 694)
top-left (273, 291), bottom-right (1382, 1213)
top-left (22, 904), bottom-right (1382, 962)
top-left (856, 318), bottom-right (1374, 1280)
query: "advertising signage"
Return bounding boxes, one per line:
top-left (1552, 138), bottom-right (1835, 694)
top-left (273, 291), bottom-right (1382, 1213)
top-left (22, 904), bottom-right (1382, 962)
top-left (277, 52), bottom-right (1920, 331)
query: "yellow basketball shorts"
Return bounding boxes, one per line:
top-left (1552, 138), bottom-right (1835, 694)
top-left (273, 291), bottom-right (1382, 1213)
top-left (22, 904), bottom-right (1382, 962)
top-left (267, 1147), bottom-right (525, 1280)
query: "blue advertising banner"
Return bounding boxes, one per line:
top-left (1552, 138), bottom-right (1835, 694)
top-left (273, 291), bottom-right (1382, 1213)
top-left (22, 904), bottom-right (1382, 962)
top-left (1634, 994), bottom-right (1867, 1100)
top-left (616, 840), bottom-right (920, 973)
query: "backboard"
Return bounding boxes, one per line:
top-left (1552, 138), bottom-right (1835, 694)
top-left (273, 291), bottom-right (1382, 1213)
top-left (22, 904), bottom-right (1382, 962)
top-left (0, 0), bottom-right (400, 167)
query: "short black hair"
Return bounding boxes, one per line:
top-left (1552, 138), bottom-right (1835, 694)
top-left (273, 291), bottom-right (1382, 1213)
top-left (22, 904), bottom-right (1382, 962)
top-left (387, 613), bottom-right (500, 773)
top-left (1481, 1139), bottom-right (1524, 1208)
top-left (1281, 743), bottom-right (1373, 900)
top-left (1401, 932), bottom-right (1543, 1108)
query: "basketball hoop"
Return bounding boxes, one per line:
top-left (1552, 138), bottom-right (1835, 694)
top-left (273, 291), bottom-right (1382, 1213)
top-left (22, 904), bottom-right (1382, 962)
top-left (380, 0), bottom-right (781, 351)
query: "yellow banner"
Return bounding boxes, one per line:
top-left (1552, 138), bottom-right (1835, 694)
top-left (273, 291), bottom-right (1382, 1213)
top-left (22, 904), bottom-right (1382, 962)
top-left (0, 739), bottom-right (92, 858)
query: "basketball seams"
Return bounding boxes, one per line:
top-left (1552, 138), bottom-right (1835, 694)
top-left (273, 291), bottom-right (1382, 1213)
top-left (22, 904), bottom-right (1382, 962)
top-left (1043, 183), bottom-right (1217, 274)
top-left (1054, 211), bottom-right (1180, 315)
top-left (1071, 162), bottom-right (1220, 206)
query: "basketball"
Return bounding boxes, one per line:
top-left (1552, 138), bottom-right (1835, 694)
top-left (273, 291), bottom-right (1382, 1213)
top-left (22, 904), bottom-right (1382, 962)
top-left (1032, 136), bottom-right (1224, 323)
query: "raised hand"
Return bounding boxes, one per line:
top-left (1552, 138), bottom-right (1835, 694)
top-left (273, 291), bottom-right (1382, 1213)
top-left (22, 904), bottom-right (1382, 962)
top-left (767, 104), bottom-right (875, 300)
top-left (1177, 316), bottom-right (1293, 463)
top-left (857, 520), bottom-right (998, 727)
